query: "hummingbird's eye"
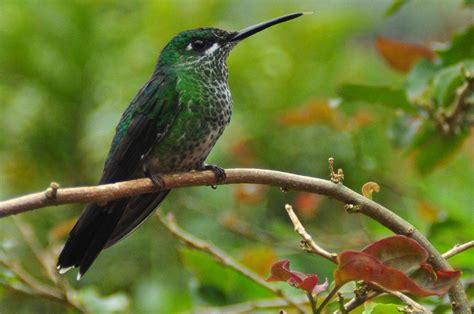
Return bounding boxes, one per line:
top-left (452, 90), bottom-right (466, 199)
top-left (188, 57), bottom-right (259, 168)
top-left (191, 39), bottom-right (207, 51)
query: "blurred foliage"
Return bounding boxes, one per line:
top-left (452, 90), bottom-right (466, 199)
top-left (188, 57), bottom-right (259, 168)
top-left (0, 0), bottom-right (473, 313)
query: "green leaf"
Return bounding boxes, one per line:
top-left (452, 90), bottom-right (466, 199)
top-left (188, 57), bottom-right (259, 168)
top-left (364, 303), bottom-right (401, 314)
top-left (338, 84), bottom-right (416, 113)
top-left (464, 0), bottom-right (474, 6)
top-left (405, 59), bottom-right (440, 100)
top-left (438, 26), bottom-right (474, 66)
top-left (76, 288), bottom-right (130, 313)
top-left (385, 0), bottom-right (410, 16)
top-left (410, 123), bottom-right (469, 175)
top-left (180, 249), bottom-right (271, 305)
top-left (432, 61), bottom-right (474, 108)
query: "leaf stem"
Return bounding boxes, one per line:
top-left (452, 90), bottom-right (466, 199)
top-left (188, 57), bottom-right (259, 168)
top-left (315, 286), bottom-right (340, 314)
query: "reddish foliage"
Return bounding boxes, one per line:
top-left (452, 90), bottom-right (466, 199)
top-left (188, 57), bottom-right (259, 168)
top-left (277, 100), bottom-right (338, 127)
top-left (266, 260), bottom-right (328, 294)
top-left (376, 37), bottom-right (436, 72)
top-left (294, 192), bottom-right (322, 219)
top-left (334, 235), bottom-right (461, 296)
top-left (233, 184), bottom-right (267, 204)
top-left (229, 137), bottom-right (257, 165)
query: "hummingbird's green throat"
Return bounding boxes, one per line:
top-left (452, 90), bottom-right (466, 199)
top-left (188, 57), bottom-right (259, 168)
top-left (57, 13), bottom-right (308, 279)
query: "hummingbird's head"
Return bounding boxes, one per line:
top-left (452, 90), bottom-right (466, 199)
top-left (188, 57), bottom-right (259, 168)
top-left (158, 28), bottom-right (236, 70)
top-left (157, 13), bottom-right (308, 73)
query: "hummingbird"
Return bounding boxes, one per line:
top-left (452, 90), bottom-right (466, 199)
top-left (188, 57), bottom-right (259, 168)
top-left (57, 13), bottom-right (307, 279)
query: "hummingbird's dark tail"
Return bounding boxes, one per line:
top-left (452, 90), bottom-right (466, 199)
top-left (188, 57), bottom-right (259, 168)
top-left (57, 190), bottom-right (170, 279)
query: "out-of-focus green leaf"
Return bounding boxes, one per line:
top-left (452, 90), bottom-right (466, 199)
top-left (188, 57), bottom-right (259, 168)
top-left (432, 61), bottom-right (474, 108)
top-left (437, 26), bottom-right (474, 66)
top-left (338, 84), bottom-right (416, 113)
top-left (465, 0), bottom-right (474, 5)
top-left (408, 122), bottom-right (437, 150)
top-left (180, 249), bottom-right (271, 305)
top-left (0, 269), bottom-right (17, 286)
top-left (384, 0), bottom-right (410, 16)
top-left (405, 59), bottom-right (440, 100)
top-left (427, 218), bottom-right (474, 271)
top-left (364, 302), bottom-right (401, 314)
top-left (410, 123), bottom-right (469, 174)
top-left (76, 288), bottom-right (130, 313)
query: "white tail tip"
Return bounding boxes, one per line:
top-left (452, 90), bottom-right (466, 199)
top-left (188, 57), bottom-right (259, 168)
top-left (58, 266), bottom-right (73, 274)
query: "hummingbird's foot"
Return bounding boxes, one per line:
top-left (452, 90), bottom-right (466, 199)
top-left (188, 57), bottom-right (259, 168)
top-left (203, 164), bottom-right (227, 184)
top-left (144, 168), bottom-right (166, 190)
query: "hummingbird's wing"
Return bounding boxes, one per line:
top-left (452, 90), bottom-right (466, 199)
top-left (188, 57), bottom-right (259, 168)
top-left (101, 73), bottom-right (180, 184)
top-left (58, 72), bottom-right (181, 277)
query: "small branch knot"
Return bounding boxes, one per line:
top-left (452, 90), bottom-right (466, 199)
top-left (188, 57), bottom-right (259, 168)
top-left (329, 157), bottom-right (344, 183)
top-left (45, 182), bottom-right (60, 200)
top-left (344, 203), bottom-right (361, 213)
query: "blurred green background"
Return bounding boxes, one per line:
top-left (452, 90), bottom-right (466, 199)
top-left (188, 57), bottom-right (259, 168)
top-left (0, 0), bottom-right (473, 313)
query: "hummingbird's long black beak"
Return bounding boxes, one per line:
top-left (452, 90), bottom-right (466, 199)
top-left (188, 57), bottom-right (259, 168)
top-left (229, 12), bottom-right (310, 42)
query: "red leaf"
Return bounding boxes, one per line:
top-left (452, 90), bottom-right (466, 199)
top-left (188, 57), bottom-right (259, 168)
top-left (294, 192), bottom-right (322, 219)
top-left (361, 235), bottom-right (428, 274)
top-left (334, 236), bottom-right (461, 296)
top-left (277, 100), bottom-right (338, 127)
top-left (296, 274), bottom-right (319, 292)
top-left (335, 251), bottom-right (438, 296)
top-left (266, 260), bottom-right (302, 283)
top-left (266, 260), bottom-right (328, 294)
top-left (376, 37), bottom-right (436, 72)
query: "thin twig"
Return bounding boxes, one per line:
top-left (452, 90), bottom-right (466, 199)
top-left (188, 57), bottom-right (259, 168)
top-left (284, 204), bottom-right (337, 263)
top-left (342, 289), bottom-right (380, 313)
top-left (390, 290), bottom-right (431, 314)
top-left (306, 291), bottom-right (317, 314)
top-left (156, 212), bottom-right (307, 313)
top-left (0, 258), bottom-right (83, 311)
top-left (0, 168), bottom-right (469, 313)
top-left (343, 283), bottom-right (431, 314)
top-left (337, 292), bottom-right (347, 314)
top-left (315, 285), bottom-right (339, 314)
top-left (443, 241), bottom-right (474, 260)
top-left (12, 217), bottom-right (59, 285)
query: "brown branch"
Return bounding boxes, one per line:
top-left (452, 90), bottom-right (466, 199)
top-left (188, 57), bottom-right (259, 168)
top-left (155, 212), bottom-right (307, 313)
top-left (342, 289), bottom-right (381, 313)
top-left (371, 283), bottom-right (431, 314)
top-left (0, 168), bottom-right (469, 313)
top-left (284, 204), bottom-right (337, 263)
top-left (443, 241), bottom-right (474, 260)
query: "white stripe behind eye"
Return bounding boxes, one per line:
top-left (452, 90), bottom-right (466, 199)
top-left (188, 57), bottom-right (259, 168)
top-left (205, 43), bottom-right (219, 55)
top-left (186, 43), bottom-right (193, 51)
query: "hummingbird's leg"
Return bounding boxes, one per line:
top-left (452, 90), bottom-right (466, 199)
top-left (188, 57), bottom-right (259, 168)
top-left (202, 164), bottom-right (227, 187)
top-left (144, 167), bottom-right (166, 190)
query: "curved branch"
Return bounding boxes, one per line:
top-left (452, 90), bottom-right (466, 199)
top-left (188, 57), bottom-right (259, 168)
top-left (0, 168), bottom-right (469, 313)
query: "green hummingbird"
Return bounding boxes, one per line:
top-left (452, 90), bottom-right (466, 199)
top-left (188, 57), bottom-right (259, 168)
top-left (57, 12), bottom-right (307, 279)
